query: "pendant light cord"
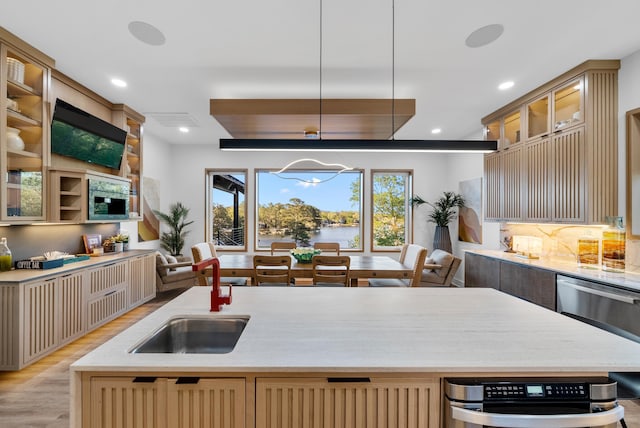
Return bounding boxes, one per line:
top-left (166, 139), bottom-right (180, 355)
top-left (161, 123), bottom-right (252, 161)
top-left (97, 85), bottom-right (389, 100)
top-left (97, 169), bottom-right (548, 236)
top-left (319, 0), bottom-right (323, 139)
top-left (391, 0), bottom-right (395, 140)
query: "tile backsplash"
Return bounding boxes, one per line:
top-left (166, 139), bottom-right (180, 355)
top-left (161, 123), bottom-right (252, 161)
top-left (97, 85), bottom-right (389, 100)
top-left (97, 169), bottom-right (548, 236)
top-left (501, 223), bottom-right (640, 273)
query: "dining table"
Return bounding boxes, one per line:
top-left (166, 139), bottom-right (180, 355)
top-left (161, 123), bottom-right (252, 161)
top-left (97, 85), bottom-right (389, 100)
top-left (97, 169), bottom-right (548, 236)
top-left (217, 254), bottom-right (413, 286)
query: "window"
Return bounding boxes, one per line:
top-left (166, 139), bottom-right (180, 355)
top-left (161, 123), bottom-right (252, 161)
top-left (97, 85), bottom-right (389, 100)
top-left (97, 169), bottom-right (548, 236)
top-left (371, 170), bottom-right (412, 251)
top-left (206, 169), bottom-right (247, 250)
top-left (256, 168), bottom-right (363, 251)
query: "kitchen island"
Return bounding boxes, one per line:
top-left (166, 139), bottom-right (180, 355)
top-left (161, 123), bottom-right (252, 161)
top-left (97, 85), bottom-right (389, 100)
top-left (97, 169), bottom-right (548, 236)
top-left (71, 286), bottom-right (640, 427)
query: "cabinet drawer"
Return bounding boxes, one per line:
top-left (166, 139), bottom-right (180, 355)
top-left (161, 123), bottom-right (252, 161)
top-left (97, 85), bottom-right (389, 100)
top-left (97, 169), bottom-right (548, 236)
top-left (88, 261), bottom-right (128, 297)
top-left (87, 288), bottom-right (128, 330)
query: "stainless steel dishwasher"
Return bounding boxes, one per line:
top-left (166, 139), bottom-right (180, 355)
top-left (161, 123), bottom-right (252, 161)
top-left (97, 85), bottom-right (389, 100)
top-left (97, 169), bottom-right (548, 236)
top-left (556, 275), bottom-right (640, 399)
top-left (444, 377), bottom-right (623, 427)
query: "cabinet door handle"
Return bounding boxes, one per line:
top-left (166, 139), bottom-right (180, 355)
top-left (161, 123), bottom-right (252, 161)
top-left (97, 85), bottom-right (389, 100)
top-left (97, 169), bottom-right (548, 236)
top-left (133, 377), bottom-right (157, 383)
top-left (104, 290), bottom-right (117, 297)
top-left (176, 377), bottom-right (200, 384)
top-left (327, 377), bottom-right (371, 383)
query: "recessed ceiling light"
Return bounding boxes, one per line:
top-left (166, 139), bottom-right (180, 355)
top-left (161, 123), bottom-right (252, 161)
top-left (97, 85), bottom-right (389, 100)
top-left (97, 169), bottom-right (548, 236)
top-left (179, 127), bottom-right (189, 133)
top-left (128, 21), bottom-right (166, 46)
top-left (431, 128), bottom-right (442, 134)
top-left (111, 78), bottom-right (127, 88)
top-left (498, 81), bottom-right (514, 90)
top-left (465, 24), bottom-right (504, 48)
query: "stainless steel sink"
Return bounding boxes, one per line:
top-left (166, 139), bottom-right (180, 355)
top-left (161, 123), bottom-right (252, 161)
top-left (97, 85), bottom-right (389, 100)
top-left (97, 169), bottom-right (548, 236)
top-left (130, 316), bottom-right (249, 354)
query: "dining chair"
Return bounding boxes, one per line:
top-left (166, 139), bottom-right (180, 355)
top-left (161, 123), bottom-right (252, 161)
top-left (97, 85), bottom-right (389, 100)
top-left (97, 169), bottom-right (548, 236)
top-left (270, 241), bottom-right (297, 255)
top-left (253, 255), bottom-right (292, 286)
top-left (311, 255), bottom-right (350, 287)
top-left (368, 243), bottom-right (427, 287)
top-left (420, 249), bottom-right (462, 287)
top-left (191, 242), bottom-right (248, 286)
top-left (313, 242), bottom-right (341, 255)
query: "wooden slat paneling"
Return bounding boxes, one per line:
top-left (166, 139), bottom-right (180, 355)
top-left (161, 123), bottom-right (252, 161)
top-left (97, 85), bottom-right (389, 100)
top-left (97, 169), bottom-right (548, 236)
top-left (167, 378), bottom-right (245, 428)
top-left (525, 138), bottom-right (551, 221)
top-left (89, 261), bottom-right (128, 296)
top-left (552, 127), bottom-right (585, 222)
top-left (89, 377), bottom-right (166, 428)
top-left (502, 148), bottom-right (522, 220)
top-left (24, 279), bottom-right (57, 364)
top-left (586, 70), bottom-right (618, 223)
top-left (59, 272), bottom-right (85, 345)
top-left (0, 284), bottom-right (19, 368)
top-left (256, 378), bottom-right (437, 428)
top-left (484, 153), bottom-right (501, 220)
top-left (88, 288), bottom-right (128, 330)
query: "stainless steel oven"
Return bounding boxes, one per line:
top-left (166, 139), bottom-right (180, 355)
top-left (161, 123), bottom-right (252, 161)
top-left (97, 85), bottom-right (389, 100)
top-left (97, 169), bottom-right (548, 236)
top-left (444, 377), bottom-right (623, 427)
top-left (557, 275), bottom-right (640, 399)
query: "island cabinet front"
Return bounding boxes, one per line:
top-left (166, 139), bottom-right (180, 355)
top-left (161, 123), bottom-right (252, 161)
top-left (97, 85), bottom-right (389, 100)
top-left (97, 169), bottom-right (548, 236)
top-left (80, 374), bottom-right (440, 428)
top-left (84, 376), bottom-right (246, 428)
top-left (255, 377), bottom-right (440, 428)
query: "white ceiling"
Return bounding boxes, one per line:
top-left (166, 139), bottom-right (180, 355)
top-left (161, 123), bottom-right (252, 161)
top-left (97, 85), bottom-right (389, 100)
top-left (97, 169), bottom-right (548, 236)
top-left (4, 0), bottom-right (640, 145)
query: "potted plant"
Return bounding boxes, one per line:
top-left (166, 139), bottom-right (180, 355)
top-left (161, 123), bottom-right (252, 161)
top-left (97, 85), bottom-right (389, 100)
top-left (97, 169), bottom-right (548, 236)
top-left (411, 191), bottom-right (465, 253)
top-left (154, 202), bottom-right (194, 257)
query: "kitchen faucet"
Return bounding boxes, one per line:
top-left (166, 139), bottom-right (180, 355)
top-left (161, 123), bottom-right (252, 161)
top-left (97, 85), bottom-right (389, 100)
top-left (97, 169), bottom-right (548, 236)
top-left (192, 257), bottom-right (232, 312)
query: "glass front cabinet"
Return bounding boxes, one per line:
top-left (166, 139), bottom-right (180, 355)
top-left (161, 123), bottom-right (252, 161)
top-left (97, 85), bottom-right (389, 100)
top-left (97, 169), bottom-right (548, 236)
top-left (1, 35), bottom-right (52, 222)
top-left (482, 60), bottom-right (618, 225)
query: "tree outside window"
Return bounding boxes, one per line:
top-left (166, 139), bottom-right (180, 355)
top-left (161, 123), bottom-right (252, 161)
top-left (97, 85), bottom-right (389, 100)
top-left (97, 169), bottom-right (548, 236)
top-left (371, 171), bottom-right (412, 250)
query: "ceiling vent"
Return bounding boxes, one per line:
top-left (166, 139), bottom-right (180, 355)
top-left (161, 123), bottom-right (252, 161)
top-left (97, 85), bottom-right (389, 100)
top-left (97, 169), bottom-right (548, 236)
top-left (145, 112), bottom-right (199, 127)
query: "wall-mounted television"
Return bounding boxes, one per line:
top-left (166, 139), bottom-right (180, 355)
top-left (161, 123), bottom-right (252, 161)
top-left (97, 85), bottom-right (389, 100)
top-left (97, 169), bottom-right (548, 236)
top-left (51, 99), bottom-right (127, 170)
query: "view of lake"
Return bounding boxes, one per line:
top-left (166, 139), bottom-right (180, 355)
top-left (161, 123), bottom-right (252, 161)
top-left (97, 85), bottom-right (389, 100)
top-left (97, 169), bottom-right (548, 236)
top-left (257, 226), bottom-right (360, 248)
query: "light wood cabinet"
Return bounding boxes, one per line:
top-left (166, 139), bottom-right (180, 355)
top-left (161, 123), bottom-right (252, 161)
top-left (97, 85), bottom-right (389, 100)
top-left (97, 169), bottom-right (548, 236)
top-left (483, 147), bottom-right (523, 221)
top-left (22, 277), bottom-right (58, 364)
top-left (482, 60), bottom-right (618, 224)
top-left (464, 253), bottom-right (556, 310)
top-left (256, 377), bottom-right (439, 428)
top-left (86, 376), bottom-right (245, 428)
top-left (87, 260), bottom-right (128, 330)
top-left (22, 270), bottom-right (85, 366)
top-left (0, 251), bottom-right (155, 370)
top-left (48, 168), bottom-right (86, 222)
top-left (128, 253), bottom-right (156, 308)
top-left (113, 104), bottom-right (144, 220)
top-left (0, 29), bottom-right (53, 223)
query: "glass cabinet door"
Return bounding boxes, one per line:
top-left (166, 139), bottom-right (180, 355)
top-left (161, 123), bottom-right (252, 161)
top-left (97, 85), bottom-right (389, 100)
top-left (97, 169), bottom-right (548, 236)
top-left (553, 78), bottom-right (583, 131)
top-left (485, 120), bottom-right (501, 146)
top-left (2, 45), bottom-right (47, 221)
top-left (527, 95), bottom-right (550, 140)
top-left (503, 109), bottom-right (522, 147)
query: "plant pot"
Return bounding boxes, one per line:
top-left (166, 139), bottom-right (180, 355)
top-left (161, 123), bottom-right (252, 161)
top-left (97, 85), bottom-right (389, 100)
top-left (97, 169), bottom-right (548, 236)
top-left (433, 226), bottom-right (452, 253)
top-left (113, 242), bottom-right (123, 253)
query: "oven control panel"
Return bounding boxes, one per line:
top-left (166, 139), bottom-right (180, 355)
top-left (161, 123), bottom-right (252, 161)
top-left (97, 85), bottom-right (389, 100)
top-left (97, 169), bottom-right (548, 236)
top-left (485, 383), bottom-right (587, 399)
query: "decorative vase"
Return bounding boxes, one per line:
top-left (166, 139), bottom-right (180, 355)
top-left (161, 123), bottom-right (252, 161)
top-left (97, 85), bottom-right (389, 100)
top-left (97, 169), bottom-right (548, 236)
top-left (433, 226), bottom-right (452, 253)
top-left (6, 127), bottom-right (25, 151)
top-left (113, 242), bottom-right (124, 253)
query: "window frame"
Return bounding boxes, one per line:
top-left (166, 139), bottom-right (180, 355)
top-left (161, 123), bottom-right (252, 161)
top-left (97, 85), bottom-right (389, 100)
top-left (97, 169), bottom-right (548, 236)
top-left (205, 168), bottom-right (248, 252)
top-left (254, 167), bottom-right (364, 252)
top-left (370, 169), bottom-right (413, 252)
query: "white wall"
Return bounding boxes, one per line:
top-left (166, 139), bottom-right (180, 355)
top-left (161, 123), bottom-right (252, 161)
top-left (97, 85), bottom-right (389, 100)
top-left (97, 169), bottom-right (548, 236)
top-left (120, 131), bottom-right (172, 250)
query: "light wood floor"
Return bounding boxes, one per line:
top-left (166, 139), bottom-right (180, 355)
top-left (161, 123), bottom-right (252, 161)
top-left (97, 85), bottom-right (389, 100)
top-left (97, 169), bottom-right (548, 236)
top-left (0, 286), bottom-right (639, 428)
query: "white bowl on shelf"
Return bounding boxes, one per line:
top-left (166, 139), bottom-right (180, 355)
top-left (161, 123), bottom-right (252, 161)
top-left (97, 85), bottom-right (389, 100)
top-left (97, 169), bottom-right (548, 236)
top-left (6, 58), bottom-right (25, 83)
top-left (6, 127), bottom-right (25, 151)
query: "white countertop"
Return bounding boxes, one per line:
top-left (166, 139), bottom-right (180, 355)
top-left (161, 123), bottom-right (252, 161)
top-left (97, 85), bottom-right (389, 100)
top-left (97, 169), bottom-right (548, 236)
top-left (467, 249), bottom-right (640, 293)
top-left (70, 287), bottom-right (640, 374)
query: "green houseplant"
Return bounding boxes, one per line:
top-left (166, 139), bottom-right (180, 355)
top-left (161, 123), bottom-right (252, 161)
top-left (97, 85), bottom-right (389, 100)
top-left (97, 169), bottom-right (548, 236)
top-left (154, 202), bottom-right (194, 257)
top-left (411, 191), bottom-right (465, 253)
